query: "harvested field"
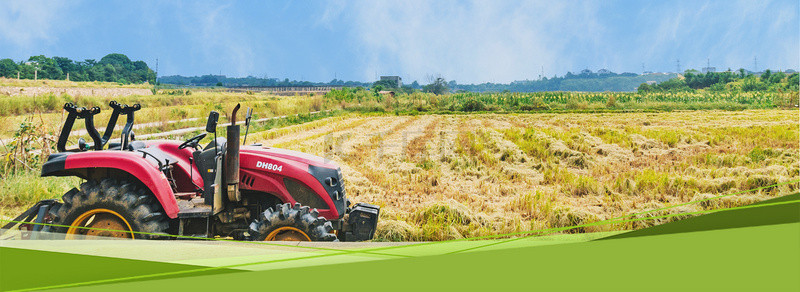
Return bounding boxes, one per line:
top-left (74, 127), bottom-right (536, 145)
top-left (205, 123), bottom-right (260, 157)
top-left (1, 82), bottom-right (797, 242)
top-left (0, 86), bottom-right (152, 97)
top-left (253, 110), bottom-right (799, 241)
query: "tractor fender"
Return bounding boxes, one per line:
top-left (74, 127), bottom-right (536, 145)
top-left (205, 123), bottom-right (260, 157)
top-left (41, 151), bottom-right (179, 219)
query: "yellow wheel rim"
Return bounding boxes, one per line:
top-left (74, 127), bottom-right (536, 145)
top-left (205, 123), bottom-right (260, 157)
top-left (265, 226), bottom-right (311, 241)
top-left (66, 208), bottom-right (134, 239)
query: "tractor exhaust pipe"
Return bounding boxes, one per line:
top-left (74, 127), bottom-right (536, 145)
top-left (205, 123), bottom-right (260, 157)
top-left (225, 104), bottom-right (241, 202)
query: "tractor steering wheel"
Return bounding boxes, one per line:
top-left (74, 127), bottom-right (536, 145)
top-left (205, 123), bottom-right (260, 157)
top-left (179, 133), bottom-right (207, 150)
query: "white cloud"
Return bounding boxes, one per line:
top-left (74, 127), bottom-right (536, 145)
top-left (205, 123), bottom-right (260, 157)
top-left (321, 1), bottom-right (605, 83)
top-left (321, 0), bottom-right (798, 82)
top-left (630, 0), bottom-right (797, 72)
top-left (0, 0), bottom-right (72, 56)
top-left (173, 1), bottom-right (256, 77)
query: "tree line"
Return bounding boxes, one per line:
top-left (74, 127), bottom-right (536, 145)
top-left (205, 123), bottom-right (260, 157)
top-left (0, 54), bottom-right (155, 84)
top-left (158, 75), bottom-right (372, 88)
top-left (639, 69), bottom-right (799, 93)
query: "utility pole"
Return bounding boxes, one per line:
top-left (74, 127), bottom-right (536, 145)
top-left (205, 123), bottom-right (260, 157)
top-left (676, 59), bottom-right (681, 74)
top-left (754, 56), bottom-right (758, 73)
top-left (34, 70), bottom-right (37, 81)
top-left (541, 65), bottom-right (544, 80)
top-left (155, 58), bottom-right (159, 85)
top-left (641, 63), bottom-right (645, 75)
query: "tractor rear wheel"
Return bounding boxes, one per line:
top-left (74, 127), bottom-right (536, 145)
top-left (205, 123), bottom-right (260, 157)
top-left (249, 203), bottom-right (338, 242)
top-left (48, 179), bottom-right (170, 239)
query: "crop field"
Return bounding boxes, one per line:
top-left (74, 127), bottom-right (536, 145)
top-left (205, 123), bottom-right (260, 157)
top-left (254, 110), bottom-right (798, 241)
top-left (0, 83), bottom-right (798, 241)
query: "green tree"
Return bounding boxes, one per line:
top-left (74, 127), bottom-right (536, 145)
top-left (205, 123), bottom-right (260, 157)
top-left (637, 83), bottom-right (651, 93)
top-left (28, 55), bottom-right (63, 79)
top-left (761, 69), bottom-right (772, 83)
top-left (99, 53), bottom-right (133, 67)
top-left (769, 72), bottom-right (786, 84)
top-left (423, 77), bottom-right (449, 95)
top-left (742, 77), bottom-right (767, 92)
top-left (787, 73), bottom-right (799, 90)
top-left (372, 79), bottom-right (398, 89)
top-left (17, 61), bottom-right (35, 79)
top-left (0, 58), bottom-right (18, 78)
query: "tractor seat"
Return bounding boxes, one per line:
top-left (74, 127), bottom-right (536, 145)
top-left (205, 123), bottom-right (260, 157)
top-left (204, 137), bottom-right (227, 151)
top-left (136, 147), bottom-right (179, 169)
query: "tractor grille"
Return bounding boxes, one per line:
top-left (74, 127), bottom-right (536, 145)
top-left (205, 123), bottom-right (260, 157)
top-left (283, 177), bottom-right (327, 210)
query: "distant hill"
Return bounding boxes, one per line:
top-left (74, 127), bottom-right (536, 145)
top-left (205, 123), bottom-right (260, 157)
top-left (160, 71), bottom-right (676, 93)
top-left (158, 75), bottom-right (371, 88)
top-left (451, 72), bottom-right (678, 92)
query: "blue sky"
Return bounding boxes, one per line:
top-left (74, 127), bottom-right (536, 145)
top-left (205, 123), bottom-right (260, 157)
top-left (1, 0), bottom-right (797, 83)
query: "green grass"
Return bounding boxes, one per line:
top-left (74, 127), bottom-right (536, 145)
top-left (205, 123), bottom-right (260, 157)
top-left (590, 127), bottom-right (633, 148)
top-left (502, 128), bottom-right (552, 162)
top-left (702, 124), bottom-right (799, 148)
top-left (0, 170), bottom-right (80, 218)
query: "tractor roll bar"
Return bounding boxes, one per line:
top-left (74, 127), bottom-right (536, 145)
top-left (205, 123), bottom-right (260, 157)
top-left (103, 101), bottom-right (140, 150)
top-left (101, 101), bottom-right (124, 146)
top-left (56, 101), bottom-right (141, 152)
top-left (57, 103), bottom-right (102, 152)
top-left (116, 102), bottom-right (141, 150)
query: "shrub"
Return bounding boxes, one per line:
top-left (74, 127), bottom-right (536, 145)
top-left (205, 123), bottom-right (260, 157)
top-left (461, 98), bottom-right (485, 112)
top-left (606, 95), bottom-right (617, 108)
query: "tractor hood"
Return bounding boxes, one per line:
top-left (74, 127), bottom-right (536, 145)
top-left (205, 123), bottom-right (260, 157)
top-left (240, 145), bottom-right (340, 169)
top-left (239, 145), bottom-right (347, 218)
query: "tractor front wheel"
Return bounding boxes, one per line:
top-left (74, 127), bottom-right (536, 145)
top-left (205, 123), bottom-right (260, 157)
top-left (48, 179), bottom-right (170, 239)
top-left (249, 203), bottom-right (338, 242)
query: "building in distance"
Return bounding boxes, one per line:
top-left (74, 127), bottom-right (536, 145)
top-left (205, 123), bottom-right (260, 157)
top-left (380, 76), bottom-right (402, 88)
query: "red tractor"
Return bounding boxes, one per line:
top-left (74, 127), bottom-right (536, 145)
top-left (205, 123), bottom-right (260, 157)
top-left (4, 102), bottom-right (379, 242)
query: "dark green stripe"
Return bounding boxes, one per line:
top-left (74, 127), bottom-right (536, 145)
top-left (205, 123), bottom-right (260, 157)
top-left (601, 193), bottom-right (800, 240)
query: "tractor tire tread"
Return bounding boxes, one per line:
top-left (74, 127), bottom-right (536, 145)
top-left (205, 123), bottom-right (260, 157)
top-left (48, 179), bottom-right (170, 240)
top-left (249, 203), bottom-right (338, 242)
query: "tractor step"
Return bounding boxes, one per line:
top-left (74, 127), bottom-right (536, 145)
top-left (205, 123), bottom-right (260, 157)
top-left (177, 197), bottom-right (212, 218)
top-left (177, 197), bottom-right (212, 238)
